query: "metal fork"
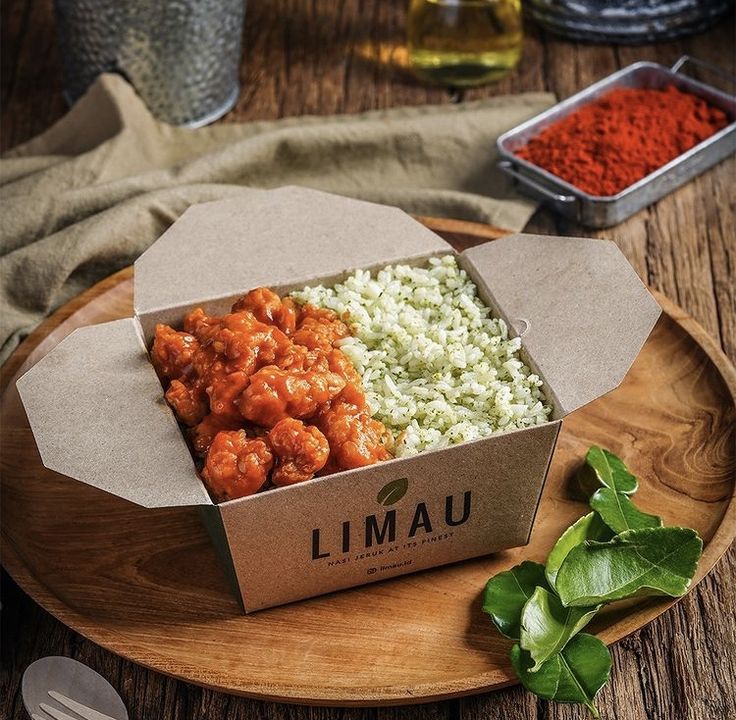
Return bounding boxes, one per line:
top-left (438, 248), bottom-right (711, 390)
top-left (32, 690), bottom-right (118, 720)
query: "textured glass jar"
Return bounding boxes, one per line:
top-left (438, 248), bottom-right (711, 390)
top-left (408, 0), bottom-right (523, 87)
top-left (54, 0), bottom-right (246, 126)
top-left (526, 0), bottom-right (733, 43)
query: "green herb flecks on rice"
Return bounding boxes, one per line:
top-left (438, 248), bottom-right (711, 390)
top-left (290, 255), bottom-right (551, 457)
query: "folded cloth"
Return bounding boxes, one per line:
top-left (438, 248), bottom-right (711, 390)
top-left (0, 74), bottom-right (554, 363)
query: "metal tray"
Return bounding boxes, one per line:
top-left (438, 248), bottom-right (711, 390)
top-left (497, 56), bottom-right (736, 228)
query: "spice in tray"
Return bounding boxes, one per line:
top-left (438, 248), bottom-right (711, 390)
top-left (516, 85), bottom-right (730, 196)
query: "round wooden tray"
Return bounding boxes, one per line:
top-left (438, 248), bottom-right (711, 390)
top-left (2, 219), bottom-right (735, 706)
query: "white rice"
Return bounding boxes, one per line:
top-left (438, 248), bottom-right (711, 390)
top-left (290, 255), bottom-right (551, 457)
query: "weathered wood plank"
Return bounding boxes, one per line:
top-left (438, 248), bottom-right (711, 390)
top-left (0, 0), bottom-right (65, 150)
top-left (1, 2), bottom-right (734, 720)
top-left (700, 161), bottom-right (736, 360)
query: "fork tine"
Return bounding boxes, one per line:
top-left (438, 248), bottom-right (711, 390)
top-left (37, 703), bottom-right (79, 720)
top-left (47, 691), bottom-right (119, 720)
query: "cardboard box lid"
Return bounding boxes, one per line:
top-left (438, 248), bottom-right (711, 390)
top-left (16, 318), bottom-right (212, 508)
top-left (462, 234), bottom-right (661, 416)
top-left (134, 186), bottom-right (451, 320)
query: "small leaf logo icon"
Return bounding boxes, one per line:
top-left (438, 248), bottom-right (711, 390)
top-left (377, 478), bottom-right (409, 506)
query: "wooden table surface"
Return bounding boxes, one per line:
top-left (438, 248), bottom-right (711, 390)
top-left (1, 2), bottom-right (734, 719)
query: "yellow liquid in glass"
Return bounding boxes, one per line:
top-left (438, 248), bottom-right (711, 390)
top-left (408, 0), bottom-right (523, 87)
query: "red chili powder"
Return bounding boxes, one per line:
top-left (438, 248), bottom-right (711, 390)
top-left (516, 85), bottom-right (730, 196)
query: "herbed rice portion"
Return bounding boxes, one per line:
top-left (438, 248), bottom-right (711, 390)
top-left (290, 255), bottom-right (551, 457)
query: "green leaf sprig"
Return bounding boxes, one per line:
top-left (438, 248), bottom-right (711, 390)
top-left (482, 446), bottom-right (703, 718)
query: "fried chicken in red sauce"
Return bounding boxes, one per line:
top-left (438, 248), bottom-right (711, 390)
top-left (151, 325), bottom-right (199, 381)
top-left (212, 312), bottom-right (288, 367)
top-left (183, 307), bottom-right (220, 343)
top-left (231, 288), bottom-right (298, 335)
top-left (201, 431), bottom-right (273, 501)
top-left (150, 286), bottom-right (393, 502)
top-left (207, 370), bottom-right (251, 424)
top-left (239, 365), bottom-right (345, 428)
top-left (292, 304), bottom-right (350, 350)
top-left (190, 414), bottom-right (240, 455)
top-left (325, 348), bottom-right (363, 387)
top-left (268, 418), bottom-right (330, 486)
top-left (316, 398), bottom-right (393, 472)
top-left (165, 379), bottom-right (208, 426)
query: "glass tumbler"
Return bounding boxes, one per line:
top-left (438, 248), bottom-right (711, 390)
top-left (407, 0), bottom-right (523, 87)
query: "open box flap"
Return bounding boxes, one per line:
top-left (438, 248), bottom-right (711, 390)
top-left (16, 318), bottom-right (212, 509)
top-left (134, 186), bottom-right (451, 322)
top-left (461, 234), bottom-right (661, 417)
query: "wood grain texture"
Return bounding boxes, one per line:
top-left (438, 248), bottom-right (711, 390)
top-left (1, 1), bottom-right (735, 719)
top-left (1, 221), bottom-right (735, 713)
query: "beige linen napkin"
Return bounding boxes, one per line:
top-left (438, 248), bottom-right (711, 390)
top-left (0, 74), bottom-right (554, 362)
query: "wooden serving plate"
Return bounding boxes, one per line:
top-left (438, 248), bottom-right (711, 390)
top-left (2, 219), bottom-right (735, 706)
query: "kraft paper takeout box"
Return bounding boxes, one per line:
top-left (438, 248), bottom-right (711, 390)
top-left (16, 186), bottom-right (661, 613)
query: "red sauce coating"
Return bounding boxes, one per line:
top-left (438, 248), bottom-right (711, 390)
top-left (268, 418), bottom-right (330, 486)
top-left (232, 288), bottom-right (298, 335)
top-left (202, 431), bottom-right (273, 501)
top-left (316, 398), bottom-right (393, 472)
top-left (292, 304), bottom-right (350, 350)
top-left (164, 379), bottom-right (208, 426)
top-left (189, 414), bottom-right (239, 455)
top-left (239, 365), bottom-right (346, 428)
top-left (150, 287), bottom-right (393, 501)
top-left (151, 326), bottom-right (199, 382)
